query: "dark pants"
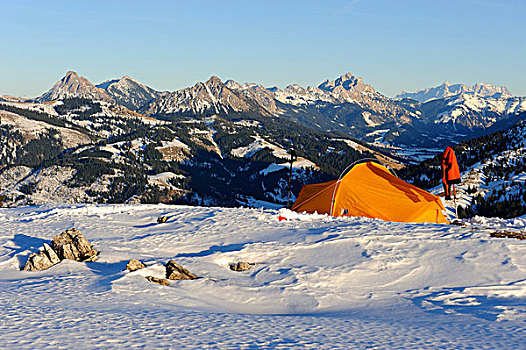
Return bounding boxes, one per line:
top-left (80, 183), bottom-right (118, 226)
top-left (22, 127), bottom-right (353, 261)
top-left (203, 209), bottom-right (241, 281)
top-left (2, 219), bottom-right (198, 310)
top-left (443, 181), bottom-right (459, 200)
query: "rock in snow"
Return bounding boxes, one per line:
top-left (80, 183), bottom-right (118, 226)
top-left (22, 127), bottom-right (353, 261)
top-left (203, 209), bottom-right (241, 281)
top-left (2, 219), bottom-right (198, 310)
top-left (50, 228), bottom-right (99, 262)
top-left (3, 204), bottom-right (526, 348)
top-left (126, 259), bottom-right (146, 271)
top-left (146, 276), bottom-right (171, 286)
top-left (230, 261), bottom-right (255, 272)
top-left (23, 243), bottom-right (60, 271)
top-left (165, 260), bottom-right (198, 280)
top-left (23, 228), bottom-right (98, 271)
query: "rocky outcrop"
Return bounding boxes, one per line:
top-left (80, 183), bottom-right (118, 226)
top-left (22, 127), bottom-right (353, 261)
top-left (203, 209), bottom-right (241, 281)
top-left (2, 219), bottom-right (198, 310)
top-left (50, 228), bottom-right (99, 262)
top-left (23, 228), bottom-right (98, 271)
top-left (126, 259), bottom-right (146, 271)
top-left (230, 261), bottom-right (255, 272)
top-left (165, 260), bottom-right (198, 280)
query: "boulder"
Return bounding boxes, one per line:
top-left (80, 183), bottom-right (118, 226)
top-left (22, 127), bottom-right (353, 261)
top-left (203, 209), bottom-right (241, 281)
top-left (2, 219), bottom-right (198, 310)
top-left (126, 259), bottom-right (146, 272)
top-left (157, 215), bottom-right (168, 224)
top-left (165, 260), bottom-right (198, 280)
top-left (22, 228), bottom-right (98, 271)
top-left (230, 261), bottom-right (255, 272)
top-left (23, 243), bottom-right (61, 271)
top-left (146, 276), bottom-right (170, 286)
top-left (50, 228), bottom-right (99, 262)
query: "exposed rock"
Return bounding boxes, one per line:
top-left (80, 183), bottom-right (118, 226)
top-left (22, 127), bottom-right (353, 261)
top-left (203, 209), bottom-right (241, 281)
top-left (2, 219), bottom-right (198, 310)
top-left (50, 228), bottom-right (99, 262)
top-left (23, 243), bottom-right (61, 271)
top-left (490, 231), bottom-right (526, 240)
top-left (157, 215), bottom-right (168, 224)
top-left (230, 261), bottom-right (255, 272)
top-left (165, 260), bottom-right (198, 280)
top-left (146, 276), bottom-right (170, 286)
top-left (126, 259), bottom-right (146, 271)
top-left (43, 243), bottom-right (61, 265)
top-left (38, 71), bottom-right (114, 103)
top-left (23, 229), bottom-right (98, 271)
top-left (23, 251), bottom-right (55, 271)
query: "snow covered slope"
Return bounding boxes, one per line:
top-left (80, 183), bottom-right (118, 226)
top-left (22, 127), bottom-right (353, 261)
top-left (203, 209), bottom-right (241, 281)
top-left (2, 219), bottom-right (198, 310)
top-left (0, 204), bottom-right (525, 348)
top-left (430, 93), bottom-right (526, 129)
top-left (97, 76), bottom-right (163, 110)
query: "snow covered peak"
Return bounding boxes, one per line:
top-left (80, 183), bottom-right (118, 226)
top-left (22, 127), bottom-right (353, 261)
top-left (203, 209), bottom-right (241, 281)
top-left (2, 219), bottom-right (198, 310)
top-left (397, 82), bottom-right (513, 103)
top-left (140, 76), bottom-right (257, 116)
top-left (38, 71), bottom-right (113, 103)
top-left (273, 84), bottom-right (337, 106)
top-left (224, 80), bottom-right (242, 90)
top-left (96, 76), bottom-right (162, 110)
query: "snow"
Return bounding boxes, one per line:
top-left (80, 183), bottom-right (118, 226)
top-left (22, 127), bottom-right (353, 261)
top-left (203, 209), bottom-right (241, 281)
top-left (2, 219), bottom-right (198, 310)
top-left (259, 158), bottom-right (317, 176)
top-left (231, 135), bottom-right (318, 173)
top-left (365, 129), bottom-right (390, 138)
top-left (157, 139), bottom-right (190, 151)
top-left (0, 101), bottom-right (60, 116)
top-left (429, 127), bottom-right (526, 216)
top-left (233, 120), bottom-right (261, 128)
top-left (148, 172), bottom-right (184, 187)
top-left (0, 110), bottom-right (92, 147)
top-left (436, 94), bottom-right (526, 126)
top-left (0, 204), bottom-right (525, 348)
top-left (362, 111), bottom-right (380, 127)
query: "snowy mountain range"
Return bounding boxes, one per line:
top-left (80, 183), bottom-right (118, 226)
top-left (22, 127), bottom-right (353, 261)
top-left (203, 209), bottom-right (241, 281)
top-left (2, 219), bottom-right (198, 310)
top-left (396, 81), bottom-right (513, 103)
top-left (1, 92), bottom-right (399, 208)
top-left (28, 71), bottom-right (526, 148)
top-left (1, 71), bottom-right (526, 214)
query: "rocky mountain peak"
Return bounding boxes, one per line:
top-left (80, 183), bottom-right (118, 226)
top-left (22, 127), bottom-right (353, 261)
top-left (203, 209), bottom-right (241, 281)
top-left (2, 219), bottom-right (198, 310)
top-left (140, 76), bottom-right (256, 116)
top-left (38, 71), bottom-right (113, 103)
top-left (318, 72), bottom-right (375, 95)
top-left (63, 71), bottom-right (80, 82)
top-left (206, 76), bottom-right (223, 87)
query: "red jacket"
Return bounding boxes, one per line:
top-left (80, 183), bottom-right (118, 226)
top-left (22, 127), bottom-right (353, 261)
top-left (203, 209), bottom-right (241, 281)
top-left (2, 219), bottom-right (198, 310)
top-left (442, 147), bottom-right (461, 184)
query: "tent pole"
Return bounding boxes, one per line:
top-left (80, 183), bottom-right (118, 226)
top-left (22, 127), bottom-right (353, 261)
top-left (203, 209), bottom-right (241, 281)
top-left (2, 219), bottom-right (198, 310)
top-left (287, 148), bottom-right (296, 208)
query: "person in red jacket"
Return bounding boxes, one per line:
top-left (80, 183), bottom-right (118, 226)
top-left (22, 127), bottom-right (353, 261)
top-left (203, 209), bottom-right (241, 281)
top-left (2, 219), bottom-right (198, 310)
top-left (441, 146), bottom-right (461, 200)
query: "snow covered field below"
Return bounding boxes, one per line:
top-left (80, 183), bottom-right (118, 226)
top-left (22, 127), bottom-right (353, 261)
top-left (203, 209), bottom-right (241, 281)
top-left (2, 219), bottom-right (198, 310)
top-left (1, 204), bottom-right (525, 348)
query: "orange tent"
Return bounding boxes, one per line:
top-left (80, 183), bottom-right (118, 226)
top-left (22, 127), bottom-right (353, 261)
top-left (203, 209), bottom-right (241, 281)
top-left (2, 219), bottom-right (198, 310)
top-left (291, 161), bottom-right (448, 224)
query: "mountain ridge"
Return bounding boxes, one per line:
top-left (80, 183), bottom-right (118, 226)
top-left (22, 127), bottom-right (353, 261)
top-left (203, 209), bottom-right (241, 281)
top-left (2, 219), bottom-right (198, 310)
top-left (19, 71), bottom-right (526, 149)
top-left (397, 81), bottom-right (512, 103)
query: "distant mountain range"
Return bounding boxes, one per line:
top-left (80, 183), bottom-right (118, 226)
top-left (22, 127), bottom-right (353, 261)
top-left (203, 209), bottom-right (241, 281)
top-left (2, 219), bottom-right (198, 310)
top-left (1, 70), bottom-right (526, 212)
top-left (396, 81), bottom-right (512, 102)
top-left (25, 71), bottom-right (526, 148)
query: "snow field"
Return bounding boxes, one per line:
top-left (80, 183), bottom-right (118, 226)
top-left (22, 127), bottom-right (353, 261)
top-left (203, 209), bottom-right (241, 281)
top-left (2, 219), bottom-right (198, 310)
top-left (0, 204), bottom-right (525, 348)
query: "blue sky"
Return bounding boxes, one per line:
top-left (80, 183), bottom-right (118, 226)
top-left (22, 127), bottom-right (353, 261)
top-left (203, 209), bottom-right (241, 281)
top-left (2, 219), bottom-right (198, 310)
top-left (2, 0), bottom-right (525, 97)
